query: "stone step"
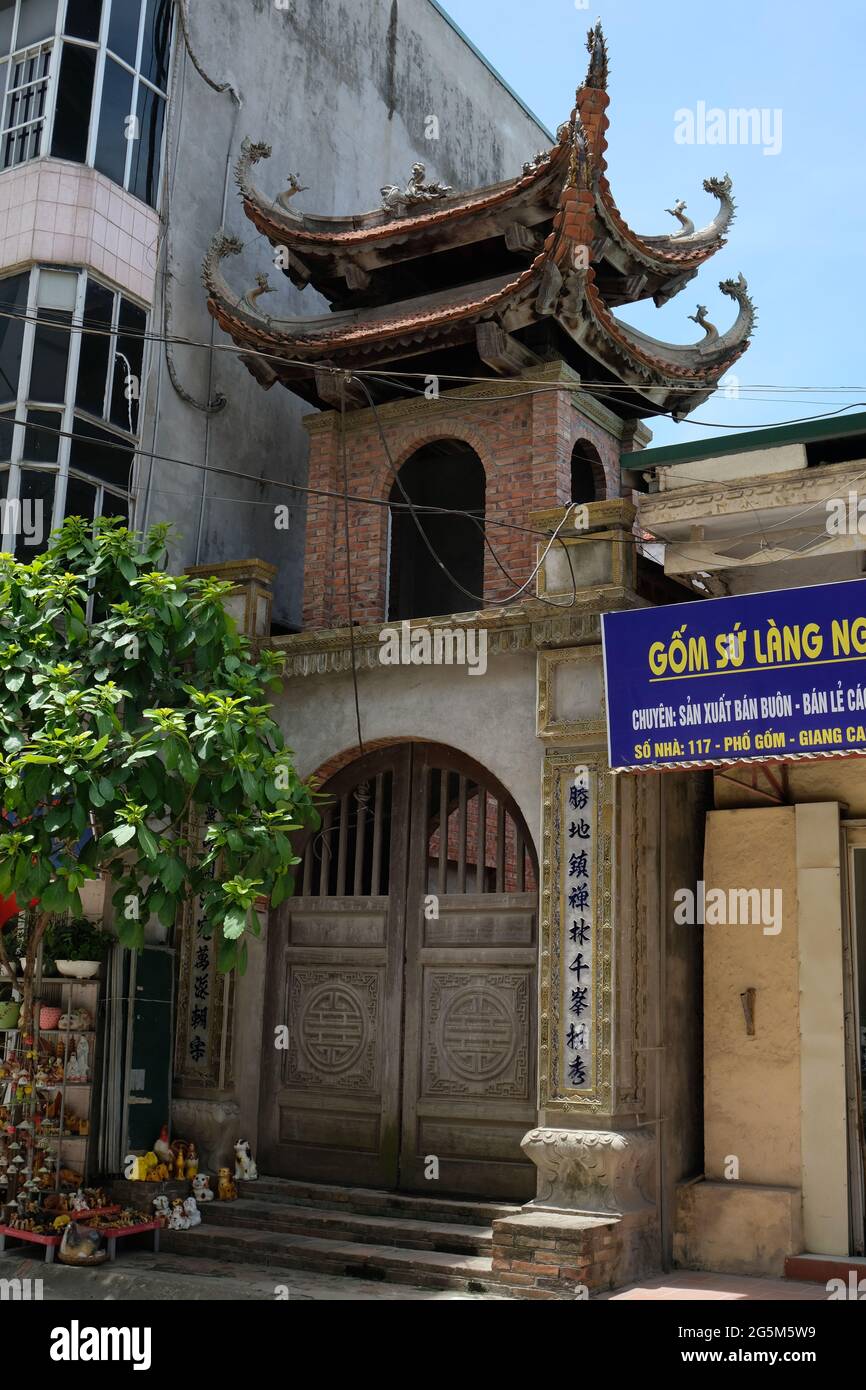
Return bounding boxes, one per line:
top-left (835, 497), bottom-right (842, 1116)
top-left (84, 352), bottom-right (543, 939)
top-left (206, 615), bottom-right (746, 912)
top-left (201, 1197), bottom-right (492, 1255)
top-left (237, 1177), bottom-right (517, 1229)
top-left (160, 1221), bottom-right (497, 1293)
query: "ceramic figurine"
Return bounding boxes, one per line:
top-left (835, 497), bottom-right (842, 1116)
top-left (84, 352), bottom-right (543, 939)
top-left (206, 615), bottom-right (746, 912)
top-left (174, 1146), bottom-right (186, 1181)
top-left (153, 1124), bottom-right (173, 1167)
top-left (168, 1198), bottom-right (190, 1230)
top-left (182, 1196), bottom-right (201, 1227)
top-left (217, 1167), bottom-right (237, 1201)
top-left (192, 1174), bottom-right (214, 1203)
top-left (185, 1143), bottom-right (199, 1179)
top-left (152, 1195), bottom-right (171, 1225)
top-left (67, 1035), bottom-right (90, 1082)
top-left (234, 1139), bottom-right (258, 1181)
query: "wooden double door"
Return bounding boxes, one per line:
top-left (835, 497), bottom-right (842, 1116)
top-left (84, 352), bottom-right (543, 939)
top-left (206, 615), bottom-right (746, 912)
top-left (259, 743), bottom-right (538, 1200)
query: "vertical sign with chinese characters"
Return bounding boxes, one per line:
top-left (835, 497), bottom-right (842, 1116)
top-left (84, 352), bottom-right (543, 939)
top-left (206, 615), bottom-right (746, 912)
top-left (174, 809), bottom-right (234, 1091)
top-left (563, 765), bottom-right (593, 1092)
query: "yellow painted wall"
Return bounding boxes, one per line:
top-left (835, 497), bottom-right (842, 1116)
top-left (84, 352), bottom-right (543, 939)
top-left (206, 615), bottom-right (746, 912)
top-left (703, 807), bottom-right (801, 1186)
top-left (716, 759), bottom-right (866, 817)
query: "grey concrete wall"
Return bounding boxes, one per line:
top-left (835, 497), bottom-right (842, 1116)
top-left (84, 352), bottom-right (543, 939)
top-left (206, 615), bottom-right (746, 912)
top-left (139, 0), bottom-right (550, 628)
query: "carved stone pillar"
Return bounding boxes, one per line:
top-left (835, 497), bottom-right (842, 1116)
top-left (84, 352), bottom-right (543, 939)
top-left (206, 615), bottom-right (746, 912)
top-left (492, 518), bottom-right (661, 1296)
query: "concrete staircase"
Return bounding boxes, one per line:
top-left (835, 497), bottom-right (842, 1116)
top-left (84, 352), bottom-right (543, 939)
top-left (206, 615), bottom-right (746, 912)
top-left (160, 1177), bottom-right (519, 1293)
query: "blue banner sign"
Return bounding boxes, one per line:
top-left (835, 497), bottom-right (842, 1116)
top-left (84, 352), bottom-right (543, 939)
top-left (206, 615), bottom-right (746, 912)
top-left (601, 578), bottom-right (866, 771)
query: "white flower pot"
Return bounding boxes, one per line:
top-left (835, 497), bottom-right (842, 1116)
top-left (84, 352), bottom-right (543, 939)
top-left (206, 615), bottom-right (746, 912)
top-left (54, 960), bottom-right (101, 980)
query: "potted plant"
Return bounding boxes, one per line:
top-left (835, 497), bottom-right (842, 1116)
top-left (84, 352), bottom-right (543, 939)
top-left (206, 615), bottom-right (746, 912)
top-left (44, 918), bottom-right (109, 979)
top-left (0, 983), bottom-right (20, 1029)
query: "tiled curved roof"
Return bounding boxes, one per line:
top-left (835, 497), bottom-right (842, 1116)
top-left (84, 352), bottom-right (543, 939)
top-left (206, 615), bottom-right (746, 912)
top-left (203, 23), bottom-right (754, 417)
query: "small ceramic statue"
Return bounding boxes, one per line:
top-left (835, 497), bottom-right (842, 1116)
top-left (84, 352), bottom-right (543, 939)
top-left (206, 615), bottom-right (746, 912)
top-left (192, 1173), bottom-right (214, 1203)
top-left (152, 1195), bottom-right (171, 1225)
top-left (66, 1036), bottom-right (89, 1083)
top-left (70, 1188), bottom-right (89, 1213)
top-left (185, 1142), bottom-right (199, 1179)
top-left (217, 1167), bottom-right (237, 1201)
top-left (168, 1198), bottom-right (190, 1230)
top-left (234, 1139), bottom-right (258, 1181)
top-left (182, 1196), bottom-right (201, 1227)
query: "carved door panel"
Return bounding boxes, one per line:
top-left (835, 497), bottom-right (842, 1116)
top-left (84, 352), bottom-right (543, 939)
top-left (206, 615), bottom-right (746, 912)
top-left (399, 747), bottom-right (538, 1201)
top-left (259, 748), bottom-right (411, 1188)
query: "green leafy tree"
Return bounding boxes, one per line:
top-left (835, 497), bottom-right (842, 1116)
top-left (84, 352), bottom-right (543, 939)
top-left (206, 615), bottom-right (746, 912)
top-left (0, 517), bottom-right (318, 1025)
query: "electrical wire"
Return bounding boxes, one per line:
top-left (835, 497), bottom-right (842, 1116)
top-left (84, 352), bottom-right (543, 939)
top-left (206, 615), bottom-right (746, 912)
top-left (0, 295), bottom-right (863, 429)
top-left (356, 375), bottom-right (580, 611)
top-left (338, 378), bottom-right (365, 754)
top-left (2, 405), bottom-right (863, 584)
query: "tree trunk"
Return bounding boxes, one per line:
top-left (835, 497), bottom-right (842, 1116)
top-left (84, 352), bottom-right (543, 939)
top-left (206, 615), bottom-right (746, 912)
top-left (20, 910), bottom-right (51, 1032)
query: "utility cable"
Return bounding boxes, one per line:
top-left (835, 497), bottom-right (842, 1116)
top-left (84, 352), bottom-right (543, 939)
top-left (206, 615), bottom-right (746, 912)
top-left (356, 375), bottom-right (580, 610)
top-left (338, 378), bottom-right (365, 754)
top-left (0, 296), bottom-right (863, 431)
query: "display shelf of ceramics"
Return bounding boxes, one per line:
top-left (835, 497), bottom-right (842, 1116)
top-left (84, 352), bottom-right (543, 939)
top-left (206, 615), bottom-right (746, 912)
top-left (0, 970), bottom-right (102, 1205)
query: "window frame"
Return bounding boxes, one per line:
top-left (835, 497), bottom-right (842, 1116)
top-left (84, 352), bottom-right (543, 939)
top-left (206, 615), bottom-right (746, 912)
top-left (0, 0), bottom-right (172, 206)
top-left (0, 261), bottom-right (148, 552)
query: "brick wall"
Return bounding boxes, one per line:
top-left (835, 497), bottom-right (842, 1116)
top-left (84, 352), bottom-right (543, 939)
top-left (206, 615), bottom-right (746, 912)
top-left (302, 383), bottom-right (621, 629)
top-left (491, 1208), bottom-right (658, 1299)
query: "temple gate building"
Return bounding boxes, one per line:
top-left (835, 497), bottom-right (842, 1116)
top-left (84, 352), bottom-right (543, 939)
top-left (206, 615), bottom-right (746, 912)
top-left (187, 25), bottom-right (759, 1294)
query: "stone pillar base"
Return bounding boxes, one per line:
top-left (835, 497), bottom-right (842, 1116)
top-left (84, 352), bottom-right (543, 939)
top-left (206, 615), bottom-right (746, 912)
top-left (521, 1126), bottom-right (655, 1215)
top-left (489, 1127), bottom-right (659, 1296)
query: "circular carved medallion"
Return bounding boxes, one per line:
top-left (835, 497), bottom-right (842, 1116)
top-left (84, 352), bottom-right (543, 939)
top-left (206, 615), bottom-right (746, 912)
top-left (300, 982), bottom-right (368, 1073)
top-left (441, 986), bottom-right (515, 1081)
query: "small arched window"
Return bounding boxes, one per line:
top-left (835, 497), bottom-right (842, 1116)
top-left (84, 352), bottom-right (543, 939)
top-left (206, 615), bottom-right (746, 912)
top-left (570, 438), bottom-right (606, 505)
top-left (387, 440), bottom-right (485, 620)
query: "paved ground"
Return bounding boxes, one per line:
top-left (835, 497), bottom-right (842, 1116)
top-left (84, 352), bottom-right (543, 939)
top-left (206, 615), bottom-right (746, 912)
top-left (1, 1248), bottom-right (505, 1300)
top-left (599, 1271), bottom-right (829, 1301)
top-left (1, 1247), bottom-right (831, 1301)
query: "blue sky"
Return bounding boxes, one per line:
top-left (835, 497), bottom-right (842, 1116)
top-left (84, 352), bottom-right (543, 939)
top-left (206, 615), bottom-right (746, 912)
top-left (439, 0), bottom-right (866, 448)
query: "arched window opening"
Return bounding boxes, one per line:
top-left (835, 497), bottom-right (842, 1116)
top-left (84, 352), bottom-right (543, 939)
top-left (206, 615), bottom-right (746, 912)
top-left (388, 440), bottom-right (485, 620)
top-left (570, 438), bottom-right (606, 505)
top-left (425, 769), bottom-right (538, 896)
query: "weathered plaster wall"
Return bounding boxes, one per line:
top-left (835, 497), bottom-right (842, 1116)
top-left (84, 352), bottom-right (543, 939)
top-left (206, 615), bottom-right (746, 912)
top-left (276, 647), bottom-right (542, 849)
top-left (139, 0), bottom-right (551, 628)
